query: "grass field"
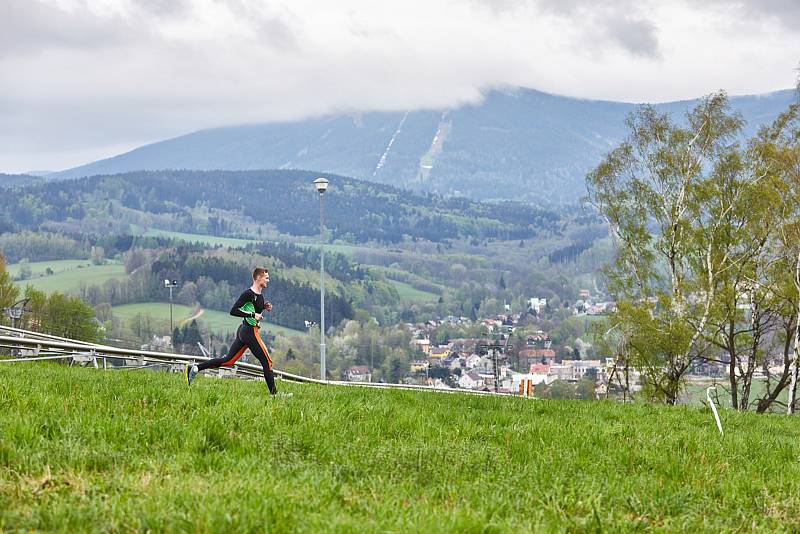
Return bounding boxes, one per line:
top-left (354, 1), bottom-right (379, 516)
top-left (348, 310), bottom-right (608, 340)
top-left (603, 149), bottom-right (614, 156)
top-left (390, 280), bottom-right (439, 302)
top-left (141, 229), bottom-right (259, 248)
top-left (6, 259), bottom-right (93, 278)
top-left (112, 303), bottom-right (304, 338)
top-left (138, 227), bottom-right (362, 256)
top-left (11, 262), bottom-right (127, 294)
top-left (1, 364), bottom-right (799, 532)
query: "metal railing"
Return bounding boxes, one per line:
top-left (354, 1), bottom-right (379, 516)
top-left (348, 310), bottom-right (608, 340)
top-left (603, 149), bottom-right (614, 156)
top-left (0, 326), bottom-right (512, 397)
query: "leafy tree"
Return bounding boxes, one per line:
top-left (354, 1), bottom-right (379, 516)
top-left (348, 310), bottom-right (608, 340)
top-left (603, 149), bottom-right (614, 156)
top-left (587, 92), bottom-right (765, 404)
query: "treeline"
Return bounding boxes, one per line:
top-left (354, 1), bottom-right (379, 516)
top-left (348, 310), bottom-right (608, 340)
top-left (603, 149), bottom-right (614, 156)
top-left (0, 231), bottom-right (212, 263)
top-left (0, 169), bottom-right (562, 244)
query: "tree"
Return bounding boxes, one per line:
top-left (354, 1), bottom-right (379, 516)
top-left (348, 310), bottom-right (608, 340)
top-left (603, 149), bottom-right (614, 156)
top-left (17, 259), bottom-right (31, 281)
top-left (587, 92), bottom-right (762, 404)
top-left (0, 254), bottom-right (19, 322)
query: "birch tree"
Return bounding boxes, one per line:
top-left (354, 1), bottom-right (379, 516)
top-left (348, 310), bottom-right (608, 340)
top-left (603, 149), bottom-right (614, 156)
top-left (587, 92), bottom-right (757, 404)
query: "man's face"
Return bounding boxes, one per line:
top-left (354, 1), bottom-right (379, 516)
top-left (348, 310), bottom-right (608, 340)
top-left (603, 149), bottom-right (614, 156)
top-left (256, 272), bottom-right (269, 288)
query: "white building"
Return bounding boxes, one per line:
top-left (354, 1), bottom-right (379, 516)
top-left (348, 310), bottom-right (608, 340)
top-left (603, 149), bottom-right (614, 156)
top-left (458, 371), bottom-right (484, 390)
top-left (528, 297), bottom-right (547, 315)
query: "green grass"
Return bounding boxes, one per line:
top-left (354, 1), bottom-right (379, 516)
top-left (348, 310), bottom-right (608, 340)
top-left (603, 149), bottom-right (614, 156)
top-left (1, 364), bottom-right (799, 532)
top-left (112, 303), bottom-right (303, 338)
top-left (390, 280), bottom-right (439, 302)
top-left (12, 263), bottom-right (127, 294)
top-left (6, 259), bottom-right (93, 278)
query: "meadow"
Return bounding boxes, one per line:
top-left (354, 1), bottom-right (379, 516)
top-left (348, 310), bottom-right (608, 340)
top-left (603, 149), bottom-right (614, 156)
top-left (1, 363), bottom-right (799, 532)
top-left (11, 262), bottom-right (127, 294)
top-left (389, 280), bottom-right (439, 302)
top-left (139, 227), bottom-right (364, 256)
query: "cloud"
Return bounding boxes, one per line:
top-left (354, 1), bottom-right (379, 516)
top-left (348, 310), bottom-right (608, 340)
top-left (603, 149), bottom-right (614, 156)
top-left (0, 0), bottom-right (140, 57)
top-left (0, 0), bottom-right (797, 172)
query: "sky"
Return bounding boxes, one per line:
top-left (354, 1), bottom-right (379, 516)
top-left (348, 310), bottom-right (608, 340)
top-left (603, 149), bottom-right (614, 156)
top-left (1, 0), bottom-right (798, 173)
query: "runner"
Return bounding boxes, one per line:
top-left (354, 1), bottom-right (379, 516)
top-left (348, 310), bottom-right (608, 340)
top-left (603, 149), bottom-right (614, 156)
top-left (185, 267), bottom-right (288, 396)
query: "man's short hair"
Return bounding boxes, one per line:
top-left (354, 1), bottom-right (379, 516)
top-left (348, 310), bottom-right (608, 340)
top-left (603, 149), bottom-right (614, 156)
top-left (252, 267), bottom-right (269, 280)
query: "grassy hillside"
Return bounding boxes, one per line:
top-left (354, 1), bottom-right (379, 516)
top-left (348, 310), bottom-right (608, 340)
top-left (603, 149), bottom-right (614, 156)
top-left (12, 262), bottom-right (126, 293)
top-left (390, 280), bottom-right (439, 302)
top-left (1, 364), bottom-right (799, 532)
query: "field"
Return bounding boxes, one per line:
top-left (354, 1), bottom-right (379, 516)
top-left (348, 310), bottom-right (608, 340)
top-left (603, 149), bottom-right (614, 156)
top-left (112, 302), bottom-right (304, 337)
top-left (1, 363), bottom-right (799, 532)
top-left (138, 227), bottom-right (363, 256)
top-left (11, 262), bottom-right (127, 294)
top-left (390, 280), bottom-right (439, 302)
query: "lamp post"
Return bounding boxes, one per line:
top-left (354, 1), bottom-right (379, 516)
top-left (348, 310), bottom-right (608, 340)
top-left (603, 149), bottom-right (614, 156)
top-left (164, 279), bottom-right (178, 347)
top-left (313, 177), bottom-right (329, 381)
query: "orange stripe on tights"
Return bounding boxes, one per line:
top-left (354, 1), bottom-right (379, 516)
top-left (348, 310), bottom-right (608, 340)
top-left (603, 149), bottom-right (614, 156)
top-left (222, 346), bottom-right (247, 367)
top-left (254, 327), bottom-right (273, 370)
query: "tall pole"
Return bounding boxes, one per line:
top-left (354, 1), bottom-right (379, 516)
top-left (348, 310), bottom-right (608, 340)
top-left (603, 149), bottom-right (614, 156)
top-left (169, 285), bottom-right (174, 336)
top-left (314, 177), bottom-right (329, 381)
top-left (319, 190), bottom-right (326, 381)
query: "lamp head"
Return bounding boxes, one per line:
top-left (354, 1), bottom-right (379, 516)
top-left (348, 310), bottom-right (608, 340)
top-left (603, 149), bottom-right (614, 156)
top-left (313, 177), bottom-right (329, 194)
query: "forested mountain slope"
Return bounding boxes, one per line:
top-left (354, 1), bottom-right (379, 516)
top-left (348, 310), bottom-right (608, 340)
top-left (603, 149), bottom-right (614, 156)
top-left (52, 88), bottom-right (795, 203)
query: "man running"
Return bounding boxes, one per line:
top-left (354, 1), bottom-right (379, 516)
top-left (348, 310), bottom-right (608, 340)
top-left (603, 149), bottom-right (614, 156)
top-left (185, 267), bottom-right (286, 396)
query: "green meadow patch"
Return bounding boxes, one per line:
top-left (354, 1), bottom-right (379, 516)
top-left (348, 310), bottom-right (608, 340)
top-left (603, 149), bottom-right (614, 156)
top-left (389, 280), bottom-right (439, 302)
top-left (1, 363), bottom-right (799, 532)
top-left (12, 262), bottom-right (127, 294)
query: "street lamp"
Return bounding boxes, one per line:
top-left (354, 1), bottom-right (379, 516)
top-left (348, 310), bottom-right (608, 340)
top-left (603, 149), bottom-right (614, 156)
top-left (313, 177), bottom-right (329, 381)
top-left (164, 279), bottom-right (178, 346)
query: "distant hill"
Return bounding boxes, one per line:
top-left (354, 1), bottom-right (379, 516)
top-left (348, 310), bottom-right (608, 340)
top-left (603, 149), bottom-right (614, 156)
top-left (0, 173), bottom-right (43, 188)
top-left (52, 88), bottom-right (795, 204)
top-left (0, 169), bottom-right (570, 244)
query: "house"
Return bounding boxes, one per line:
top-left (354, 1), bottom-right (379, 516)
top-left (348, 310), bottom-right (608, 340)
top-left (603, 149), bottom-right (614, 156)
top-left (458, 371), bottom-right (484, 390)
top-left (412, 338), bottom-right (431, 355)
top-left (347, 365), bottom-right (371, 382)
top-left (464, 354), bottom-right (482, 369)
top-left (548, 360), bottom-right (605, 382)
top-left (526, 333), bottom-right (552, 348)
top-left (529, 363), bottom-right (551, 375)
top-left (519, 348), bottom-right (556, 368)
top-left (579, 289), bottom-right (591, 298)
top-left (410, 360), bottom-right (429, 373)
top-left (430, 346), bottom-right (450, 358)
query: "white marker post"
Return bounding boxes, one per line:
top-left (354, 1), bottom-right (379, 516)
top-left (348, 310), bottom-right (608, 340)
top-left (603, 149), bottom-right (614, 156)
top-left (706, 386), bottom-right (724, 435)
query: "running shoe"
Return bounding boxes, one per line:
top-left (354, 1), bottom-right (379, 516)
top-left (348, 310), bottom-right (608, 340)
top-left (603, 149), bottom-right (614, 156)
top-left (185, 364), bottom-right (198, 386)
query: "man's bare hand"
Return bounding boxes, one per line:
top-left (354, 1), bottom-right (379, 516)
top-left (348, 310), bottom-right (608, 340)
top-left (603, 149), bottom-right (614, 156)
top-left (254, 313), bottom-right (264, 321)
top-left (265, 302), bottom-right (273, 312)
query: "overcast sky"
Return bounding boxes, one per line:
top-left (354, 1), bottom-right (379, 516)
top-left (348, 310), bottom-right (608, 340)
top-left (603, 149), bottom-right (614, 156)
top-left (1, 0), bottom-right (798, 173)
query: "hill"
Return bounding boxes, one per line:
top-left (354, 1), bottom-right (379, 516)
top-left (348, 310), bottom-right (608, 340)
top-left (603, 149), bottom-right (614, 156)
top-left (0, 169), bottom-right (566, 244)
top-left (50, 88), bottom-right (796, 204)
top-left (1, 363), bottom-right (799, 531)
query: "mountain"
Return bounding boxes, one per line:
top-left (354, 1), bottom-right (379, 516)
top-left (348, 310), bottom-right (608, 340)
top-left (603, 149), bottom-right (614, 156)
top-left (52, 88), bottom-right (796, 204)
